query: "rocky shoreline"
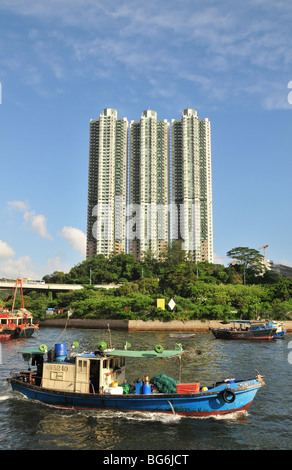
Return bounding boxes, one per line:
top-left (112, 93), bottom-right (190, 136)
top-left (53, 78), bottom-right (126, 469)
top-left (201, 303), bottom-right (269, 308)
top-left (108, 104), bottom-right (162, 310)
top-left (38, 318), bottom-right (292, 332)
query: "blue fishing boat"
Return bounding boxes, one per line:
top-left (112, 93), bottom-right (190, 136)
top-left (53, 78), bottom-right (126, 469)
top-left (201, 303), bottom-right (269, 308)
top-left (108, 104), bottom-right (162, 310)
top-left (7, 341), bottom-right (264, 417)
top-left (210, 319), bottom-right (277, 340)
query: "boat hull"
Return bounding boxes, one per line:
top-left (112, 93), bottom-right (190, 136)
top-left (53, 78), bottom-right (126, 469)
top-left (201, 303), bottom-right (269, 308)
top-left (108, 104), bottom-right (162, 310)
top-left (274, 331), bottom-right (286, 339)
top-left (210, 327), bottom-right (277, 340)
top-left (8, 378), bottom-right (261, 417)
top-left (0, 326), bottom-right (37, 340)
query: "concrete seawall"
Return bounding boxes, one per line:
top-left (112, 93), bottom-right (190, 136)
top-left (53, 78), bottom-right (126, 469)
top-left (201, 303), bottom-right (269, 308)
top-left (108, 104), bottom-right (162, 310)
top-left (128, 320), bottom-right (223, 331)
top-left (38, 318), bottom-right (129, 330)
top-left (38, 318), bottom-right (292, 331)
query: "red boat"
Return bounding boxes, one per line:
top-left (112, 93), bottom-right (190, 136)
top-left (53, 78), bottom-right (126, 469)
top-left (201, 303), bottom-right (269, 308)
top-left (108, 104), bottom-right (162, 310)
top-left (0, 279), bottom-right (39, 340)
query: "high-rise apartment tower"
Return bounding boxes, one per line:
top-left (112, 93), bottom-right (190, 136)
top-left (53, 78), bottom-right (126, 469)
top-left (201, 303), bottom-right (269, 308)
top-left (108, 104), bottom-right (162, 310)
top-left (128, 110), bottom-right (170, 260)
top-left (86, 108), bottom-right (128, 259)
top-left (172, 108), bottom-right (213, 262)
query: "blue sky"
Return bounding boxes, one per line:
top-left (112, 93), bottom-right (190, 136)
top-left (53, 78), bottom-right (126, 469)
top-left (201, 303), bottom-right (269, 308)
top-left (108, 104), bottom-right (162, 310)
top-left (0, 0), bottom-right (292, 279)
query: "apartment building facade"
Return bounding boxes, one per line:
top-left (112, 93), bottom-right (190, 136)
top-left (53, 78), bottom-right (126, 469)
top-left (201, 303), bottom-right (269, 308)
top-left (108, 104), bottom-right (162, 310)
top-left (86, 108), bottom-right (128, 259)
top-left (128, 110), bottom-right (170, 260)
top-left (172, 108), bottom-right (213, 262)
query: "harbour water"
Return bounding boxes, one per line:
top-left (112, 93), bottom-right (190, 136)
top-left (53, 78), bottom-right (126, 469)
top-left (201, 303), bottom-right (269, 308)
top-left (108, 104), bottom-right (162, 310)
top-left (0, 327), bottom-right (291, 451)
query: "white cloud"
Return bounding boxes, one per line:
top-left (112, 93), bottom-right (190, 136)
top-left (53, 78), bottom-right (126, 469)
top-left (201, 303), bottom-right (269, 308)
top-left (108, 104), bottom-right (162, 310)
top-left (61, 226), bottom-right (86, 257)
top-left (46, 256), bottom-right (72, 275)
top-left (3, 202), bottom-right (84, 278)
top-left (7, 200), bottom-right (29, 211)
top-left (0, 241), bottom-right (15, 259)
top-left (0, 255), bottom-right (39, 279)
top-left (0, 252), bottom-right (73, 279)
top-left (2, 0), bottom-right (292, 109)
top-left (7, 200), bottom-right (53, 240)
top-left (23, 211), bottom-right (53, 240)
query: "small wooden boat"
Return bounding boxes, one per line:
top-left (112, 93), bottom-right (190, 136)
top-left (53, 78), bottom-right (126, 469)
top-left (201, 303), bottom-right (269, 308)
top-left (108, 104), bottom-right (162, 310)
top-left (210, 320), bottom-right (277, 340)
top-left (169, 333), bottom-right (195, 339)
top-left (7, 340), bottom-right (264, 417)
top-left (0, 279), bottom-right (39, 340)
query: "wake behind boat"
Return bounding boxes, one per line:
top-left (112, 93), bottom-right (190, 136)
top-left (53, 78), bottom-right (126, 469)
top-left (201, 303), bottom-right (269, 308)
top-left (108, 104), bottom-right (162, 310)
top-left (7, 340), bottom-right (264, 417)
top-left (0, 279), bottom-right (39, 340)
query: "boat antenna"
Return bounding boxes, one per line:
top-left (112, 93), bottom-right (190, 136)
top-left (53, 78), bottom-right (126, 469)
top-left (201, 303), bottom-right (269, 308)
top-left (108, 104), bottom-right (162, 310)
top-left (107, 323), bottom-right (112, 349)
top-left (19, 279), bottom-right (25, 309)
top-left (55, 319), bottom-right (69, 346)
top-left (178, 355), bottom-right (182, 383)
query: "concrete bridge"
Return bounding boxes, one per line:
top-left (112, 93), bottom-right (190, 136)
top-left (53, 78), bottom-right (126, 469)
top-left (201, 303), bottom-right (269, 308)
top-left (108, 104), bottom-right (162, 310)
top-left (0, 281), bottom-right (120, 292)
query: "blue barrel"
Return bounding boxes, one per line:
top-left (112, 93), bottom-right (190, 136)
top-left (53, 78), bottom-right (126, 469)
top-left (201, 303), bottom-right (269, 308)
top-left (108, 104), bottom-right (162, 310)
top-left (143, 384), bottom-right (151, 394)
top-left (135, 381), bottom-right (143, 394)
top-left (55, 343), bottom-right (67, 361)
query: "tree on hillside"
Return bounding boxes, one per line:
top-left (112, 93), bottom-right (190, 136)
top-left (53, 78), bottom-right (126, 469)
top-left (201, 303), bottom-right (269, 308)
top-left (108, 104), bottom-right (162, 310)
top-left (226, 247), bottom-right (265, 284)
top-left (162, 240), bottom-right (187, 266)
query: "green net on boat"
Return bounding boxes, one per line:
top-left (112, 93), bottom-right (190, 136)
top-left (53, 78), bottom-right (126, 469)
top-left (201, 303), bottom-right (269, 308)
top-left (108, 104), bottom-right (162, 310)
top-left (150, 373), bottom-right (178, 393)
top-left (122, 383), bottom-right (130, 394)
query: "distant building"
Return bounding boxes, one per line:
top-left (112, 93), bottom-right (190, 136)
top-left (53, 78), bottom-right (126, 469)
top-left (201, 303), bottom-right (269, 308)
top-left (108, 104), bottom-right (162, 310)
top-left (268, 261), bottom-right (292, 279)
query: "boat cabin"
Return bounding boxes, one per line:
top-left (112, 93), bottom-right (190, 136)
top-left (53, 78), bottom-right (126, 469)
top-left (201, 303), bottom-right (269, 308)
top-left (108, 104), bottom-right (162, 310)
top-left (0, 309), bottom-right (34, 327)
top-left (42, 352), bottom-right (126, 394)
top-left (223, 319), bottom-right (275, 331)
top-left (20, 346), bottom-right (127, 394)
top-left (249, 320), bottom-right (274, 331)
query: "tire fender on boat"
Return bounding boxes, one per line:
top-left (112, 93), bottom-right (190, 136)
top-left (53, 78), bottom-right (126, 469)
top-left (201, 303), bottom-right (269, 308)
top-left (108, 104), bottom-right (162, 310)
top-left (154, 344), bottom-right (164, 354)
top-left (14, 327), bottom-right (21, 336)
top-left (97, 341), bottom-right (107, 351)
top-left (221, 388), bottom-right (236, 403)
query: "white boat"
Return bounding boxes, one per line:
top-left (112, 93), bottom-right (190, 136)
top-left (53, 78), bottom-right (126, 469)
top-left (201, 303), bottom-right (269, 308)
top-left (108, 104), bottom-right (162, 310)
top-left (272, 321), bottom-right (287, 339)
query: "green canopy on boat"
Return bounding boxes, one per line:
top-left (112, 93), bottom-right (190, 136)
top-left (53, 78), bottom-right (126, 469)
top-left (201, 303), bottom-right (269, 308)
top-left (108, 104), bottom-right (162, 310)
top-left (105, 349), bottom-right (183, 358)
top-left (19, 348), bottom-right (45, 355)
